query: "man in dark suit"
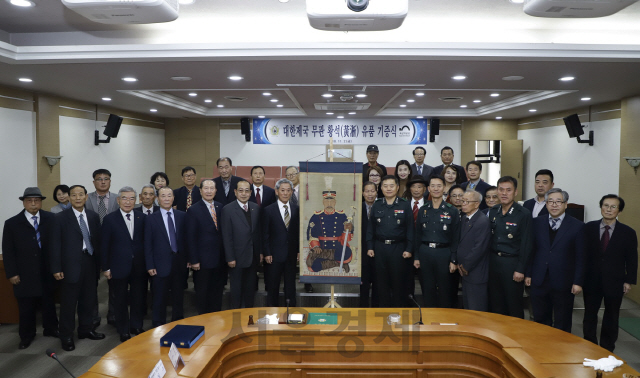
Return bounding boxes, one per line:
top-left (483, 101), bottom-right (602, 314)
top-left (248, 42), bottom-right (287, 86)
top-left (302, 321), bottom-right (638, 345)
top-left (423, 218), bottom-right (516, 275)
top-left (525, 188), bottom-right (585, 333)
top-left (186, 179), bottom-right (225, 314)
top-left (362, 145), bottom-right (387, 182)
top-left (134, 184), bottom-right (160, 215)
top-left (481, 186), bottom-right (498, 216)
top-left (173, 166), bottom-right (201, 211)
top-left (410, 146), bottom-right (433, 180)
top-left (100, 187), bottom-right (147, 342)
top-left (360, 181), bottom-right (379, 307)
top-left (523, 169), bottom-right (554, 218)
top-left (285, 166), bottom-right (300, 208)
top-left (214, 157), bottom-right (243, 205)
top-left (263, 178), bottom-right (299, 307)
top-left (3, 187), bottom-right (59, 349)
top-left (145, 187), bottom-right (187, 327)
top-left (460, 161), bottom-right (491, 210)
top-left (583, 194), bottom-right (638, 352)
top-left (432, 146), bottom-right (466, 181)
top-left (50, 185), bottom-right (104, 351)
top-left (457, 190), bottom-right (492, 311)
top-left (221, 180), bottom-right (263, 309)
top-left (249, 165), bottom-right (276, 208)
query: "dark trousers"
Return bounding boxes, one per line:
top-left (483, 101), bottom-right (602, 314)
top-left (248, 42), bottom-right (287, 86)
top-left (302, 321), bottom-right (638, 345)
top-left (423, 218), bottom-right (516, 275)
top-left (417, 246), bottom-right (453, 308)
top-left (583, 288), bottom-right (624, 352)
top-left (193, 267), bottom-right (225, 314)
top-left (229, 265), bottom-right (257, 309)
top-left (59, 253), bottom-right (98, 338)
top-left (530, 273), bottom-right (575, 333)
top-left (461, 280), bottom-right (488, 312)
top-left (360, 253), bottom-right (378, 308)
top-left (151, 255), bottom-right (186, 327)
top-left (488, 253), bottom-right (524, 318)
top-left (266, 259), bottom-right (296, 307)
top-left (16, 293), bottom-right (58, 340)
top-left (110, 266), bottom-right (147, 335)
top-left (107, 279), bottom-right (116, 320)
top-left (374, 241), bottom-right (412, 308)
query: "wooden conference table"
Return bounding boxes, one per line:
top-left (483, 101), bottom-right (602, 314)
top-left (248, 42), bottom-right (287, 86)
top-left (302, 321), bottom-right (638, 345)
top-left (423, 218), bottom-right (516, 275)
top-left (82, 307), bottom-right (639, 378)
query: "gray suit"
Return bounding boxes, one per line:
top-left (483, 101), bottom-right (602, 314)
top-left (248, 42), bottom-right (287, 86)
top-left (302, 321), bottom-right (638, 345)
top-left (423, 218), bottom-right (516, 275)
top-left (411, 163), bottom-right (434, 180)
top-left (85, 191), bottom-right (119, 219)
top-left (221, 200), bottom-right (263, 308)
top-left (457, 210), bottom-right (492, 311)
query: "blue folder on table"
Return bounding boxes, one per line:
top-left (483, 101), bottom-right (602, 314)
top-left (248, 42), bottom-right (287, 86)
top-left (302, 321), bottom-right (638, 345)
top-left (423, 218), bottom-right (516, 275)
top-left (160, 325), bottom-right (205, 348)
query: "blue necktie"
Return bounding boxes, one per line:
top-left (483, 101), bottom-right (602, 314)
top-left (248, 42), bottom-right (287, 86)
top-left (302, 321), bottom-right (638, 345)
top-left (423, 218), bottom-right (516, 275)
top-left (417, 165), bottom-right (422, 175)
top-left (78, 214), bottom-right (94, 255)
top-left (32, 216), bottom-right (41, 248)
top-left (167, 212), bottom-right (178, 253)
top-left (550, 218), bottom-right (559, 230)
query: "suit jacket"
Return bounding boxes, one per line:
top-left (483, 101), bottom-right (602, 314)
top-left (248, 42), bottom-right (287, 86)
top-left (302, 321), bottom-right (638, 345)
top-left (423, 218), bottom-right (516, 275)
top-left (263, 202), bottom-right (299, 263)
top-left (144, 209), bottom-right (186, 278)
top-left (583, 219), bottom-right (638, 296)
top-left (100, 210), bottom-right (145, 280)
top-left (410, 163), bottom-right (434, 181)
top-left (173, 186), bottom-right (202, 212)
top-left (433, 164), bottom-right (467, 182)
top-left (221, 201), bottom-right (262, 268)
top-left (185, 200), bottom-right (224, 269)
top-left (456, 210), bottom-right (492, 284)
top-left (527, 214), bottom-right (585, 290)
top-left (290, 186), bottom-right (299, 208)
top-left (213, 176), bottom-right (243, 205)
top-left (134, 205), bottom-right (160, 214)
top-left (50, 208), bottom-right (101, 284)
top-left (85, 191), bottom-right (119, 216)
top-left (460, 180), bottom-right (491, 210)
top-left (249, 184), bottom-right (277, 208)
top-left (523, 198), bottom-right (549, 218)
top-left (2, 210), bottom-right (55, 297)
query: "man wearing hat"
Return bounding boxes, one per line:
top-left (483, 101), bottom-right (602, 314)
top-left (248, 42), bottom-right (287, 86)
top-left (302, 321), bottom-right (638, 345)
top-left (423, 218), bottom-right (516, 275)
top-left (2, 188), bottom-right (59, 349)
top-left (406, 175), bottom-right (429, 297)
top-left (306, 178), bottom-right (354, 274)
top-left (363, 145), bottom-right (387, 183)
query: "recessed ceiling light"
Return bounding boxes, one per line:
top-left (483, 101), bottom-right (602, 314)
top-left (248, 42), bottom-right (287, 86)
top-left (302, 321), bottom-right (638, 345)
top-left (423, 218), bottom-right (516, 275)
top-left (189, 93), bottom-right (197, 97)
top-left (460, 105), bottom-right (468, 108)
top-left (322, 94), bottom-right (333, 98)
top-left (171, 76), bottom-right (191, 81)
top-left (496, 116), bottom-right (503, 119)
top-left (277, 104), bottom-right (283, 107)
top-left (122, 77), bottom-right (137, 82)
top-left (178, 0), bottom-right (195, 4)
top-left (502, 76), bottom-right (524, 81)
top-left (228, 75), bottom-right (243, 81)
top-left (258, 115), bottom-right (265, 118)
top-left (150, 109), bottom-right (157, 112)
top-left (400, 105), bottom-right (407, 108)
top-left (529, 109), bottom-right (537, 112)
top-left (348, 112), bottom-right (356, 115)
top-left (204, 99), bottom-right (212, 103)
top-left (581, 97), bottom-right (591, 101)
top-left (416, 92), bottom-right (425, 96)
top-left (341, 74), bottom-right (355, 80)
top-left (490, 93), bottom-right (500, 97)
top-left (473, 100), bottom-right (481, 103)
top-left (326, 112), bottom-right (334, 115)
top-left (18, 78), bottom-right (32, 82)
top-left (452, 75), bottom-right (466, 80)
top-left (279, 0), bottom-right (290, 2)
top-left (270, 99), bottom-right (278, 102)
top-left (509, 0), bottom-right (524, 3)
top-left (102, 97), bottom-right (111, 101)
top-left (9, 0), bottom-right (35, 7)
top-left (416, 116), bottom-right (424, 119)
top-left (337, 116), bottom-right (344, 119)
top-left (262, 92), bottom-right (271, 96)
top-left (559, 76), bottom-right (575, 81)
top-left (356, 94), bottom-right (367, 98)
top-left (407, 99), bottom-right (415, 103)
top-left (217, 105), bottom-right (224, 108)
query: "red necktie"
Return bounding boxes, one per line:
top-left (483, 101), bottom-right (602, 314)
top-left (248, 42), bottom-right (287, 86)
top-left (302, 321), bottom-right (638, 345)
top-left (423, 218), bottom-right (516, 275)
top-left (413, 201), bottom-right (419, 223)
top-left (601, 225), bottom-right (611, 252)
top-left (256, 188), bottom-right (261, 206)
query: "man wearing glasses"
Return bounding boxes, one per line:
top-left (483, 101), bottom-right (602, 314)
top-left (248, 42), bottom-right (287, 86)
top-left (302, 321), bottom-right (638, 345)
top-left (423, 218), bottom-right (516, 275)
top-left (410, 146), bottom-right (433, 180)
top-left (583, 194), bottom-right (638, 352)
top-left (285, 166), bottom-right (300, 207)
top-left (173, 166), bottom-right (201, 212)
top-left (525, 188), bottom-right (585, 333)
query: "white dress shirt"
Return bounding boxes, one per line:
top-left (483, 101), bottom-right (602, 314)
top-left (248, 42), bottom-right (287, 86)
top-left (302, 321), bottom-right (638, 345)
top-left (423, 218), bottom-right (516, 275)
top-left (160, 208), bottom-right (176, 242)
top-left (121, 209), bottom-right (134, 239)
top-left (24, 210), bottom-right (40, 228)
top-left (411, 197), bottom-right (424, 209)
top-left (532, 197), bottom-right (546, 218)
top-left (72, 207), bottom-right (90, 250)
top-left (253, 184), bottom-right (263, 202)
top-left (278, 200), bottom-right (290, 222)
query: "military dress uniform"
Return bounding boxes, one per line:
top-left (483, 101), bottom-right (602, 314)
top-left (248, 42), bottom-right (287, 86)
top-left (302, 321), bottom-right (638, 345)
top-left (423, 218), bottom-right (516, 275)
top-left (415, 201), bottom-right (460, 308)
top-left (366, 197), bottom-right (414, 307)
top-left (306, 209), bottom-right (353, 273)
top-left (488, 203), bottom-right (533, 318)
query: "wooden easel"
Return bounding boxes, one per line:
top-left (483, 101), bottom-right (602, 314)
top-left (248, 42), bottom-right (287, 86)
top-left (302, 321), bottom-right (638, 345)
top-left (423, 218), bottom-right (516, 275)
top-left (324, 138), bottom-right (342, 308)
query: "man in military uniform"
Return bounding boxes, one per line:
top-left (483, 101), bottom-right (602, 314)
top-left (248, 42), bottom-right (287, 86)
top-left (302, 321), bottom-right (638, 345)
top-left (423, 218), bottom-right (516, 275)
top-left (306, 187), bottom-right (353, 273)
top-left (414, 175), bottom-right (461, 308)
top-left (366, 175), bottom-right (414, 307)
top-left (488, 176), bottom-right (533, 318)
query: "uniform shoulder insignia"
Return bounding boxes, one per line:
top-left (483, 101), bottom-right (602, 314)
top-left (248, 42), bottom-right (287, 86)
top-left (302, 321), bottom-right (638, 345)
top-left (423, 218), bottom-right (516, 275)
top-left (337, 210), bottom-right (345, 214)
top-left (446, 203), bottom-right (452, 207)
top-left (399, 197), bottom-right (407, 202)
top-left (375, 198), bottom-right (383, 202)
top-left (314, 210), bottom-right (323, 214)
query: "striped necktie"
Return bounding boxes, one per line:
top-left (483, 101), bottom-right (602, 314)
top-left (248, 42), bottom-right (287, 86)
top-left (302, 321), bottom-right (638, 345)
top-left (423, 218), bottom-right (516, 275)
top-left (210, 203), bottom-right (218, 230)
top-left (78, 214), bottom-right (94, 255)
top-left (284, 204), bottom-right (290, 229)
top-left (98, 195), bottom-right (107, 223)
top-left (186, 189), bottom-right (192, 210)
top-left (32, 216), bottom-right (41, 248)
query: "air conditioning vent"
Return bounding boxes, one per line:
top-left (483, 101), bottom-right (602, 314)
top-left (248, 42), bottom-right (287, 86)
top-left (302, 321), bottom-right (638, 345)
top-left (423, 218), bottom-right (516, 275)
top-left (315, 103), bottom-right (371, 111)
top-left (524, 0), bottom-right (637, 18)
top-left (439, 97), bottom-right (463, 102)
top-left (224, 96), bottom-right (248, 102)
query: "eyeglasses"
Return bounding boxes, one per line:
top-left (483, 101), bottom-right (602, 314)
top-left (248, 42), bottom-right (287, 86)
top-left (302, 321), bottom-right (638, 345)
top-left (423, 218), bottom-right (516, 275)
top-left (286, 173), bottom-right (298, 178)
top-left (119, 197), bottom-right (136, 202)
top-left (449, 194), bottom-right (464, 199)
top-left (414, 154), bottom-right (425, 157)
top-left (369, 173), bottom-right (380, 177)
top-left (602, 204), bottom-right (618, 210)
top-left (546, 200), bottom-right (565, 206)
top-left (183, 174), bottom-right (196, 178)
top-left (461, 200), bottom-right (478, 204)
top-left (94, 178), bottom-right (110, 182)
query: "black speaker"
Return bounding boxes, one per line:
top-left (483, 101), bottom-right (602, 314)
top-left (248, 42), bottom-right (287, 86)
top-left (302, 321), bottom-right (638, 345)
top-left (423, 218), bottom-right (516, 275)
top-left (103, 114), bottom-right (123, 138)
top-left (563, 114), bottom-right (584, 138)
top-left (240, 117), bottom-right (250, 135)
top-left (429, 118), bottom-right (440, 143)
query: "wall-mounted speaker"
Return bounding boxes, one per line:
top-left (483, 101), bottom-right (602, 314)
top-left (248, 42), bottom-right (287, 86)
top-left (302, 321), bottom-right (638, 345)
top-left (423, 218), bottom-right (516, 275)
top-left (240, 117), bottom-right (250, 135)
top-left (429, 118), bottom-right (440, 143)
top-left (104, 114), bottom-right (123, 138)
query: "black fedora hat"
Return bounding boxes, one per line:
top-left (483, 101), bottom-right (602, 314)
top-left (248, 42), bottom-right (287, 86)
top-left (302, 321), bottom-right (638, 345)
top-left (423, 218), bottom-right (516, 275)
top-left (407, 175), bottom-right (428, 188)
top-left (19, 187), bottom-right (46, 201)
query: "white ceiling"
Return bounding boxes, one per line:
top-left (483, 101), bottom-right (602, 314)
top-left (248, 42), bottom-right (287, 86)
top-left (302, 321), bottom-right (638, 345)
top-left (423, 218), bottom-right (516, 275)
top-left (1, 0), bottom-right (640, 120)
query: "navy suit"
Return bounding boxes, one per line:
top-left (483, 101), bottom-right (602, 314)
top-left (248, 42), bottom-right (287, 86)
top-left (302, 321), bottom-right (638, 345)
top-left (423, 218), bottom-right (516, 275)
top-left (583, 219), bottom-right (638, 352)
top-left (263, 201), bottom-right (299, 307)
top-left (3, 210), bottom-right (58, 340)
top-left (460, 180), bottom-right (491, 210)
top-left (213, 176), bottom-right (243, 205)
top-left (50, 207), bottom-right (101, 339)
top-left (173, 186), bottom-right (201, 212)
top-left (410, 163), bottom-right (434, 181)
top-left (144, 209), bottom-right (187, 326)
top-left (134, 205), bottom-right (160, 215)
top-left (523, 198), bottom-right (549, 218)
top-left (185, 200), bottom-right (225, 313)
top-left (527, 214), bottom-right (585, 333)
top-left (457, 210), bottom-right (492, 311)
top-left (100, 210), bottom-right (146, 334)
top-left (249, 184), bottom-right (277, 208)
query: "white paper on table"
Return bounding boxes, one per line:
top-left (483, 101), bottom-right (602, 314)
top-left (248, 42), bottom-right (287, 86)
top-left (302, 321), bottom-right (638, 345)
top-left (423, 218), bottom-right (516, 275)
top-left (168, 343), bottom-right (185, 371)
top-left (266, 314), bottom-right (279, 324)
top-left (148, 359), bottom-right (166, 378)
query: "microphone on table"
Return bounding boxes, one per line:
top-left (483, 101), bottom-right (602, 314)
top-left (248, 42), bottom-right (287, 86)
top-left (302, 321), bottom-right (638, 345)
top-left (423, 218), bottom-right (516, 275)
top-left (46, 349), bottom-right (76, 378)
top-left (286, 298), bottom-right (290, 324)
top-left (408, 294), bottom-right (424, 325)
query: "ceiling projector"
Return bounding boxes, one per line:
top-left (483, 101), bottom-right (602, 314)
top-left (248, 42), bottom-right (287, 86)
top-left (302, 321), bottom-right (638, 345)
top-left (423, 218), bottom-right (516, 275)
top-left (61, 0), bottom-right (179, 24)
top-left (524, 0), bottom-right (638, 18)
top-left (307, 0), bottom-right (408, 31)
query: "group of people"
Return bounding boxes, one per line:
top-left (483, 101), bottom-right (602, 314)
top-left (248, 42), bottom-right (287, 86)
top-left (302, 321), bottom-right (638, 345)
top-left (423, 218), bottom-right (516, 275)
top-left (2, 145), bottom-right (637, 356)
